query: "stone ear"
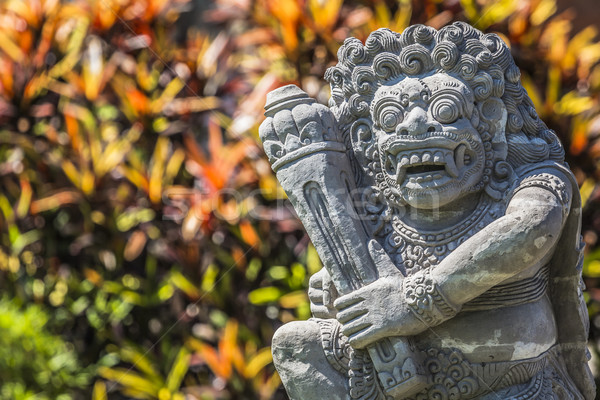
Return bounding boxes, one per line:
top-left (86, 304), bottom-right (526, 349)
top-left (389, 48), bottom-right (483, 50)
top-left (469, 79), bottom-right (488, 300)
top-left (350, 118), bottom-right (377, 164)
top-left (478, 97), bottom-right (507, 161)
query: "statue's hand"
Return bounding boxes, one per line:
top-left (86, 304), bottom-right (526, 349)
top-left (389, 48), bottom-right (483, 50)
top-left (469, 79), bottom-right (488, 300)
top-left (308, 268), bottom-right (338, 319)
top-left (334, 274), bottom-right (424, 349)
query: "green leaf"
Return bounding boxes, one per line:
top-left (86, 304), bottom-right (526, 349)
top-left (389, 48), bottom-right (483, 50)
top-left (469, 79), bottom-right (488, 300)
top-left (119, 346), bottom-right (164, 385)
top-left (165, 348), bottom-right (190, 392)
top-left (248, 286), bottom-right (283, 304)
top-left (98, 367), bottom-right (160, 396)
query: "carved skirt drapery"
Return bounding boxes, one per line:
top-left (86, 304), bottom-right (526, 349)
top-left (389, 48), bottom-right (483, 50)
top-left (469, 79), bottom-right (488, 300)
top-left (314, 317), bottom-right (582, 400)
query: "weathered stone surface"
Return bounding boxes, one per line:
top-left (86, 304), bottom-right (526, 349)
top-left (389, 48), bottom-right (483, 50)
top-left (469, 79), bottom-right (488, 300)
top-left (261, 22), bottom-right (595, 400)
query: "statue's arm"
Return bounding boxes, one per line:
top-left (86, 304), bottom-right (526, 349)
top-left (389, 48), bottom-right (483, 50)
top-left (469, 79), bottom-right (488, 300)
top-left (432, 171), bottom-right (571, 307)
top-left (334, 169), bottom-right (572, 348)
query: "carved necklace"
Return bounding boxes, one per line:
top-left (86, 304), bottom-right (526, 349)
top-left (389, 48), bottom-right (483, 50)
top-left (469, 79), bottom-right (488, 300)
top-left (365, 190), bottom-right (504, 274)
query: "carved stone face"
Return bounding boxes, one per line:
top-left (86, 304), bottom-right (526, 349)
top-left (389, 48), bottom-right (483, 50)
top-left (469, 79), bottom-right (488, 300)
top-left (373, 74), bottom-right (486, 209)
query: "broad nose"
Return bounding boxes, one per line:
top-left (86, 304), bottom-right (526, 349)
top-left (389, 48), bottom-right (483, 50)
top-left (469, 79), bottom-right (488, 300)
top-left (395, 106), bottom-right (439, 136)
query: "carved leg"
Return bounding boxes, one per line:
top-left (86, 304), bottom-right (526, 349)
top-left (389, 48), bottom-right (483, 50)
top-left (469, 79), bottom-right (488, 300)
top-left (272, 320), bottom-right (351, 400)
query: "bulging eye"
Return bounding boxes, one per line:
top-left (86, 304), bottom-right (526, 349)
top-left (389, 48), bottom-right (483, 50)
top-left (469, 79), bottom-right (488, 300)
top-left (430, 96), bottom-right (461, 124)
top-left (420, 90), bottom-right (429, 102)
top-left (379, 106), bottom-right (403, 132)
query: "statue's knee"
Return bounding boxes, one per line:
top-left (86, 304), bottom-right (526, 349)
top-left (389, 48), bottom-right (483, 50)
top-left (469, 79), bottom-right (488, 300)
top-left (272, 320), bottom-right (323, 366)
top-left (272, 320), bottom-right (350, 399)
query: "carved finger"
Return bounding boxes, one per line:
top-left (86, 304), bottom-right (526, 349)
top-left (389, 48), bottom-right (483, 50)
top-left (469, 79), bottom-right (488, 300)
top-left (308, 287), bottom-right (324, 305)
top-left (308, 270), bottom-right (324, 289)
top-left (341, 318), bottom-right (371, 339)
top-left (368, 239), bottom-right (405, 277)
top-left (334, 293), bottom-right (365, 311)
top-left (310, 304), bottom-right (332, 319)
top-left (321, 270), bottom-right (337, 306)
top-left (336, 307), bottom-right (368, 325)
top-left (347, 328), bottom-right (375, 349)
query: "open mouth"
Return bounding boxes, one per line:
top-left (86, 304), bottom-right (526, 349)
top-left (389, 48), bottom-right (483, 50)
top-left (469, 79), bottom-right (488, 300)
top-left (383, 138), bottom-right (474, 187)
top-left (406, 164), bottom-right (446, 174)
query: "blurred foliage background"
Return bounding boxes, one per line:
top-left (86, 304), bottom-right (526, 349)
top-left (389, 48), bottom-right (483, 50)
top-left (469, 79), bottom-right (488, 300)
top-left (1, 0), bottom-right (600, 398)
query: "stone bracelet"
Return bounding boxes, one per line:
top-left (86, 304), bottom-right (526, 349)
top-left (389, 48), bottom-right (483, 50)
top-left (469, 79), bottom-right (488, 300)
top-left (404, 270), bottom-right (461, 327)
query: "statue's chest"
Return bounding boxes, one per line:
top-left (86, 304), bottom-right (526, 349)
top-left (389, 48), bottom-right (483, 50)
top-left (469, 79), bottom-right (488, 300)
top-left (374, 198), bottom-right (506, 275)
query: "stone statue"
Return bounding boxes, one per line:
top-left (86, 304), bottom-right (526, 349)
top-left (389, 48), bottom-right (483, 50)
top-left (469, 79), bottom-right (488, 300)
top-left (259, 22), bottom-right (595, 400)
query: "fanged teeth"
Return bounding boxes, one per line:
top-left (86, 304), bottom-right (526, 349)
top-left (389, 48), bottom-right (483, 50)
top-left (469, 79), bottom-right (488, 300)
top-left (455, 144), bottom-right (466, 170)
top-left (389, 146), bottom-right (467, 184)
top-left (395, 155), bottom-right (409, 183)
top-left (444, 152), bottom-right (459, 178)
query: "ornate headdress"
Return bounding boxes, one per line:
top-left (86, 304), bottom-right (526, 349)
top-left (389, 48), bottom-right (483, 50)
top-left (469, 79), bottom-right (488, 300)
top-left (325, 22), bottom-right (565, 182)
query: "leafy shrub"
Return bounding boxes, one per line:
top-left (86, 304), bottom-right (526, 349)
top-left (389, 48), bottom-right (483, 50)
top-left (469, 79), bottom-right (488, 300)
top-left (0, 298), bottom-right (90, 400)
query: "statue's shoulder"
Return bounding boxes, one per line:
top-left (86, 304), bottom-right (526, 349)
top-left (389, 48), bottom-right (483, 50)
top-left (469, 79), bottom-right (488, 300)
top-left (510, 161), bottom-right (575, 210)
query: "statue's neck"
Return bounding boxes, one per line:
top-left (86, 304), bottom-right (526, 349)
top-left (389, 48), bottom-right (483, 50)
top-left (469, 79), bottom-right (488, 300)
top-left (400, 192), bottom-right (484, 232)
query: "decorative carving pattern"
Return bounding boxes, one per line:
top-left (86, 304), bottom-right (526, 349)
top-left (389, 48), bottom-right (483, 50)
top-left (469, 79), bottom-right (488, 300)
top-left (304, 182), bottom-right (360, 292)
top-left (501, 370), bottom-right (550, 400)
top-left (360, 185), bottom-right (504, 274)
top-left (311, 316), bottom-right (584, 400)
top-left (404, 271), bottom-right (460, 326)
top-left (261, 85), bottom-right (344, 166)
top-left (348, 349), bottom-right (387, 400)
top-left (405, 346), bottom-right (581, 400)
top-left (514, 172), bottom-right (571, 213)
top-left (314, 318), bottom-right (352, 374)
top-left (408, 348), bottom-right (481, 400)
top-left (462, 264), bottom-right (550, 311)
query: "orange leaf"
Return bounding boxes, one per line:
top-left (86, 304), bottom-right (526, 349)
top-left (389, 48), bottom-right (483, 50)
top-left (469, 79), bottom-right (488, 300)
top-left (84, 267), bottom-right (103, 286)
top-left (183, 133), bottom-right (207, 166)
top-left (92, 0), bottom-right (119, 30)
top-left (124, 230), bottom-right (147, 261)
top-left (239, 220), bottom-right (259, 247)
top-left (16, 176), bottom-right (32, 218)
top-left (281, 22), bottom-right (299, 54)
top-left (64, 113), bottom-right (80, 150)
top-left (30, 190), bottom-right (81, 214)
top-left (0, 59), bottom-right (14, 98)
top-left (208, 118), bottom-right (224, 164)
top-left (192, 341), bottom-right (230, 379)
top-left (218, 320), bottom-right (241, 378)
top-left (268, 0), bottom-right (301, 53)
top-left (119, 165), bottom-right (149, 192)
top-left (308, 0), bottom-right (342, 34)
top-left (126, 88), bottom-right (150, 115)
top-left (231, 246), bottom-right (247, 269)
